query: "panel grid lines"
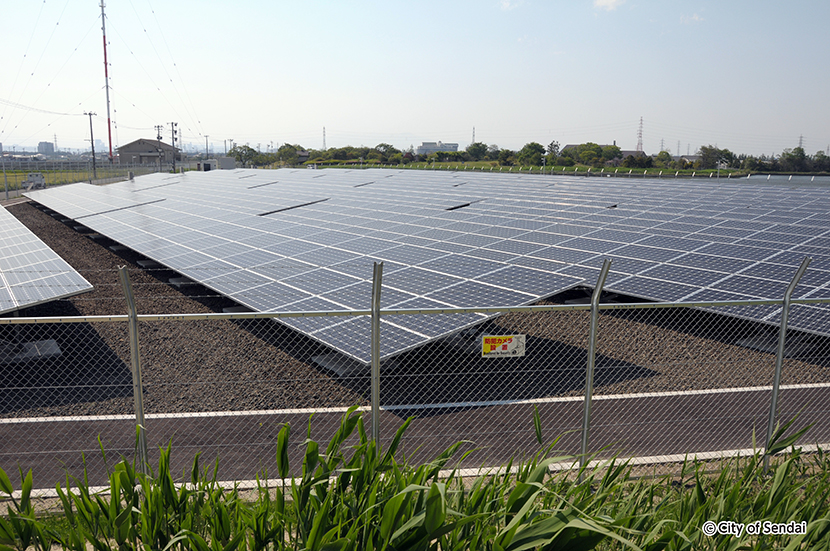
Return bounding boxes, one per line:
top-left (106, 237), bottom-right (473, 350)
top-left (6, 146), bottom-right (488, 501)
top-left (24, 169), bottom-right (830, 361)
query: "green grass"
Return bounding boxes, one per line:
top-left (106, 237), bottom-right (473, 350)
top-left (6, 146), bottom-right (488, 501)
top-left (314, 161), bottom-right (745, 178)
top-left (0, 167), bottom-right (155, 191)
top-left (2, 409), bottom-right (829, 551)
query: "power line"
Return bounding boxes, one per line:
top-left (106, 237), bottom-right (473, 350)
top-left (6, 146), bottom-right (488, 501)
top-left (0, 98), bottom-right (83, 117)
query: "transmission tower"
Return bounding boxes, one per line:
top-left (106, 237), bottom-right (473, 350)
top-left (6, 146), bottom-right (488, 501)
top-left (472, 126), bottom-right (475, 144)
top-left (636, 117), bottom-right (643, 152)
top-left (660, 138), bottom-right (664, 151)
top-left (798, 135), bottom-right (804, 149)
top-left (323, 127), bottom-right (326, 150)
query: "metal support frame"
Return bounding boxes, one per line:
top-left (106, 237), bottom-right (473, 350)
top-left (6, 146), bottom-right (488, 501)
top-left (370, 262), bottom-right (384, 444)
top-left (118, 266), bottom-right (149, 474)
top-left (580, 259), bottom-right (612, 472)
top-left (764, 256), bottom-right (811, 469)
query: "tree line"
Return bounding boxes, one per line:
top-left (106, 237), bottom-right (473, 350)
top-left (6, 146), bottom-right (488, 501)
top-left (227, 141), bottom-right (830, 173)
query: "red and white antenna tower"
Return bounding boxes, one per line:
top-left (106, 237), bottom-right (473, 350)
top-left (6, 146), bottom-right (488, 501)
top-left (636, 117), bottom-right (643, 152)
top-left (100, 1), bottom-right (114, 163)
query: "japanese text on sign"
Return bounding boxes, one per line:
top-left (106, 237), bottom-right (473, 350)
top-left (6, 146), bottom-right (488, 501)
top-left (481, 334), bottom-right (526, 358)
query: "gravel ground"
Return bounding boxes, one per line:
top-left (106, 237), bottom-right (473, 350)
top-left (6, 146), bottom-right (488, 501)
top-left (2, 201), bottom-right (367, 418)
top-left (2, 200), bottom-right (829, 419)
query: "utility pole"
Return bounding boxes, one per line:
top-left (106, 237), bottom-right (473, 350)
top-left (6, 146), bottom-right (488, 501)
top-left (2, 152), bottom-right (8, 201)
top-left (101, 1), bottom-right (114, 163)
top-left (85, 112), bottom-right (97, 182)
top-left (169, 122), bottom-right (178, 172)
top-left (155, 124), bottom-right (164, 171)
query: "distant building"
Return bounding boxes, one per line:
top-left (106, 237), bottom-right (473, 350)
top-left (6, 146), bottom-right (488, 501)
top-left (117, 138), bottom-right (181, 164)
top-left (416, 141), bottom-right (458, 156)
top-left (37, 142), bottom-right (55, 155)
top-left (561, 144), bottom-right (646, 157)
top-left (561, 143), bottom-right (645, 166)
top-left (673, 155), bottom-right (701, 164)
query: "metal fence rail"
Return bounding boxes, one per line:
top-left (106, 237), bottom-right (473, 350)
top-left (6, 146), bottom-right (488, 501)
top-left (1, 262), bottom-right (829, 491)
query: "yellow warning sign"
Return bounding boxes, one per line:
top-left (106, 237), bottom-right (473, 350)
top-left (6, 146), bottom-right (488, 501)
top-left (481, 334), bottom-right (526, 358)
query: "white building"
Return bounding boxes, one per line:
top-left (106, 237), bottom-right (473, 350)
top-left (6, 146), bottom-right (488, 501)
top-left (416, 141), bottom-right (458, 156)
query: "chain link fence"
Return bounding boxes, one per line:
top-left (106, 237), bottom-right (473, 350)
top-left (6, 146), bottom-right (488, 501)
top-left (1, 260), bottom-right (829, 492)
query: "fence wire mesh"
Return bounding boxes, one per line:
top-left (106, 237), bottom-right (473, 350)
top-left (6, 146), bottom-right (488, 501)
top-left (2, 261), bottom-right (830, 492)
top-left (378, 305), bottom-right (591, 468)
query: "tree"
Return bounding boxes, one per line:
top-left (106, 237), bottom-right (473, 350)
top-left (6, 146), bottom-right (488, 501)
top-left (466, 142), bottom-right (488, 161)
top-left (779, 147), bottom-right (809, 172)
top-left (277, 144), bottom-right (299, 165)
top-left (654, 150), bottom-right (672, 168)
top-left (601, 145), bottom-right (622, 162)
top-left (374, 143), bottom-right (400, 162)
top-left (486, 144), bottom-right (501, 161)
top-left (813, 151), bottom-right (830, 172)
top-left (622, 154), bottom-right (653, 169)
top-left (577, 142), bottom-right (601, 157)
top-left (547, 141), bottom-right (560, 157)
top-left (580, 150), bottom-right (599, 166)
top-left (498, 149), bottom-right (515, 166)
top-left (517, 142), bottom-right (545, 166)
top-left (228, 145), bottom-right (257, 166)
top-left (698, 145), bottom-right (721, 169)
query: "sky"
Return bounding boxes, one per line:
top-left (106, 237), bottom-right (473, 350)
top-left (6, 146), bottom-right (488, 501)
top-left (1, 0), bottom-right (829, 158)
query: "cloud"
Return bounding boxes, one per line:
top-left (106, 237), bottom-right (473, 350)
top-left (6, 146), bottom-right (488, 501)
top-left (499, 0), bottom-right (524, 10)
top-left (594, 0), bottom-right (625, 10)
top-left (681, 13), bottom-right (705, 23)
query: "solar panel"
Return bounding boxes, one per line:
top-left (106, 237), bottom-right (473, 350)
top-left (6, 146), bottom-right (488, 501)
top-left (0, 206), bottom-right (93, 314)
top-left (24, 168), bottom-right (830, 361)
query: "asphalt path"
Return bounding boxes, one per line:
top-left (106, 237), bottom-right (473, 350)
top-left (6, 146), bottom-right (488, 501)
top-left (3, 384), bottom-right (828, 490)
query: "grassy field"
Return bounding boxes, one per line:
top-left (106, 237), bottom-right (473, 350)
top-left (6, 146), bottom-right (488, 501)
top-left (0, 166), bottom-right (156, 192)
top-left (314, 160), bottom-right (746, 178)
top-left (1, 409), bottom-right (827, 551)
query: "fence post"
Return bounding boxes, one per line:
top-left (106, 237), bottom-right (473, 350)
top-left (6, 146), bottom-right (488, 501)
top-left (371, 261), bottom-right (384, 444)
top-left (764, 256), bottom-right (811, 470)
top-left (580, 259), bottom-right (612, 474)
top-left (118, 266), bottom-right (150, 475)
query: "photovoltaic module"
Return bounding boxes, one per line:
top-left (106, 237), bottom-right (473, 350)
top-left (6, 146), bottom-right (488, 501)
top-left (0, 206), bottom-right (93, 314)
top-left (25, 168), bottom-right (830, 362)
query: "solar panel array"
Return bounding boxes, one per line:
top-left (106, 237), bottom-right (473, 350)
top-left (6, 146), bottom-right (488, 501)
top-left (0, 206), bottom-right (93, 314)
top-left (25, 169), bottom-right (830, 362)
